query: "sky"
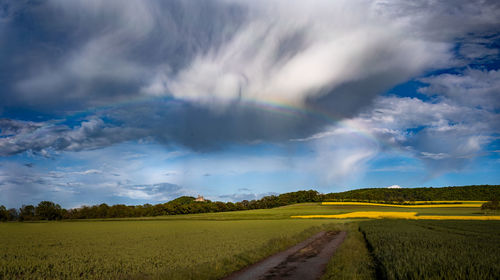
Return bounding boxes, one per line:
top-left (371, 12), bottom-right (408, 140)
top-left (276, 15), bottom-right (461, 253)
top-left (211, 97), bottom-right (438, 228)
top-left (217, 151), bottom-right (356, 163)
top-left (1, 0), bottom-right (500, 208)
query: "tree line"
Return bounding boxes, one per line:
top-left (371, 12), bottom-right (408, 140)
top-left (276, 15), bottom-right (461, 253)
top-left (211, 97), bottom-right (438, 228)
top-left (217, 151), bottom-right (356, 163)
top-left (321, 185), bottom-right (499, 203)
top-left (0, 190), bottom-right (320, 221)
top-left (1, 185), bottom-right (498, 221)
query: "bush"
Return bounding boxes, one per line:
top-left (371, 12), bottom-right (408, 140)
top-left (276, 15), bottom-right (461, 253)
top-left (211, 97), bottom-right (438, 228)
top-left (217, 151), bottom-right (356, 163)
top-left (481, 200), bottom-right (499, 211)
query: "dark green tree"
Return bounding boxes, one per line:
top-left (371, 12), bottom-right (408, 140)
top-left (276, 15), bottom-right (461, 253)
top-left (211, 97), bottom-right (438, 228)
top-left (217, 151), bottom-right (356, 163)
top-left (7, 208), bottom-right (18, 221)
top-left (35, 201), bottom-right (63, 220)
top-left (19, 205), bottom-right (36, 221)
top-left (0, 205), bottom-right (8, 221)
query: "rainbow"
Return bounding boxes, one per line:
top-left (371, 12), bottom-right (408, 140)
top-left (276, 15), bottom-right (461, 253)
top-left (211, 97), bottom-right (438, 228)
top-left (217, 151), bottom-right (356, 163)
top-left (238, 96), bottom-right (386, 147)
top-left (63, 94), bottom-right (387, 149)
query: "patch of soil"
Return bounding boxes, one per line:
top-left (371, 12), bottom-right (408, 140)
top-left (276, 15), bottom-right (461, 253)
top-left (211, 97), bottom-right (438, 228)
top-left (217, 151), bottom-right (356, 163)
top-left (224, 231), bottom-right (347, 280)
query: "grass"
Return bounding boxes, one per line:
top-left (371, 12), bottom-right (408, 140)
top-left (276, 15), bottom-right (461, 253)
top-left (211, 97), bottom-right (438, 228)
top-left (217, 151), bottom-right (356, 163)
top-left (77, 202), bottom-right (488, 222)
top-left (359, 220), bottom-right (500, 280)
top-left (82, 203), bottom-right (337, 221)
top-left (0, 218), bottom-right (343, 279)
top-left (1, 202), bottom-right (499, 279)
top-left (322, 223), bottom-right (375, 280)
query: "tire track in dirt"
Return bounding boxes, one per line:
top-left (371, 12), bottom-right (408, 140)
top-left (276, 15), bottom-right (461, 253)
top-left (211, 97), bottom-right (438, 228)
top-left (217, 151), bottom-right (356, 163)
top-left (223, 231), bottom-right (347, 280)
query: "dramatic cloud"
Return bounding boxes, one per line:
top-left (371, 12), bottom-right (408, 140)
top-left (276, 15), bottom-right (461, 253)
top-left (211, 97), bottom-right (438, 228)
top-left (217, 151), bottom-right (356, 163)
top-left (317, 81), bottom-right (498, 175)
top-left (1, 0), bottom-right (500, 207)
top-left (293, 65), bottom-right (500, 178)
top-left (367, 98), bottom-right (496, 173)
top-left (3, 0), bottom-right (498, 112)
top-left (0, 118), bottom-right (142, 156)
top-left (162, 0), bottom-right (451, 109)
top-left (2, 0), bottom-right (246, 111)
top-left (1, 0), bottom-right (499, 150)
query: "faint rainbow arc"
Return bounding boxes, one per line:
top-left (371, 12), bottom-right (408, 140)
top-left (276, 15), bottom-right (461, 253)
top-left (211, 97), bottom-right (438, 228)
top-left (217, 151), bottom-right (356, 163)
top-left (63, 95), bottom-right (388, 149)
top-left (238, 97), bottom-right (387, 148)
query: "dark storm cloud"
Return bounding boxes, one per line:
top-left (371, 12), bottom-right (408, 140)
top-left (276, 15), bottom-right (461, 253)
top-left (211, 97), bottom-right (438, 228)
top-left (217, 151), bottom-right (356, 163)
top-left (0, 0), bottom-right (499, 156)
top-left (0, 100), bottom-right (331, 155)
top-left (0, 0), bottom-right (245, 111)
top-left (0, 0), bottom-right (487, 111)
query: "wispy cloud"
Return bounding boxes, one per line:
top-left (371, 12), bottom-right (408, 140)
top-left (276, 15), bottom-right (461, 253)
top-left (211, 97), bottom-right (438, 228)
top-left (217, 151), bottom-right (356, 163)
top-left (1, 0), bottom-right (500, 207)
top-left (115, 182), bottom-right (188, 201)
top-left (1, 0), bottom-right (499, 153)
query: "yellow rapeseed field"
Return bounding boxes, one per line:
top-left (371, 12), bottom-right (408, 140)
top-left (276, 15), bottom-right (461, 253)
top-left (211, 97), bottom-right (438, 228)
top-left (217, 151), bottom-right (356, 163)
top-left (291, 211), bottom-right (500, 220)
top-left (413, 201), bottom-right (486, 203)
top-left (321, 202), bottom-right (483, 208)
top-left (415, 215), bottom-right (500, 220)
top-left (292, 211), bottom-right (418, 219)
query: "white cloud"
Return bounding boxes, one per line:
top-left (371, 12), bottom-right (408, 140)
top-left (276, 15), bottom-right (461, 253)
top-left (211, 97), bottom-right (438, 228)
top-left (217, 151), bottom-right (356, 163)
top-left (295, 125), bottom-right (379, 185)
top-left (157, 0), bottom-right (451, 108)
top-left (419, 69), bottom-right (500, 111)
top-left (337, 85), bottom-right (498, 174)
top-left (460, 43), bottom-right (499, 60)
top-left (420, 152), bottom-right (450, 160)
top-left (298, 65), bottom-right (500, 178)
top-left (2, 0), bottom-right (500, 202)
top-left (115, 182), bottom-right (187, 201)
top-left (72, 169), bottom-right (102, 175)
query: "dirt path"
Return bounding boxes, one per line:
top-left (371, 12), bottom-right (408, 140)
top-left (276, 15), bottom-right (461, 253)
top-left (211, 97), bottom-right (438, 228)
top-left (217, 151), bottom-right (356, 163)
top-left (223, 231), bottom-right (347, 280)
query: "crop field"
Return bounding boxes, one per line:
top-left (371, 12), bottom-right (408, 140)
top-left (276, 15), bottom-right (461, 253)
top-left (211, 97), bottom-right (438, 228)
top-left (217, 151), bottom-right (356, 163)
top-left (290, 201), bottom-right (499, 220)
top-left (107, 202), bottom-right (486, 221)
top-left (359, 220), bottom-right (500, 280)
top-left (1, 202), bottom-right (498, 279)
top-left (292, 211), bottom-right (500, 220)
top-left (0, 216), bottom-right (345, 279)
top-left (322, 201), bottom-right (484, 208)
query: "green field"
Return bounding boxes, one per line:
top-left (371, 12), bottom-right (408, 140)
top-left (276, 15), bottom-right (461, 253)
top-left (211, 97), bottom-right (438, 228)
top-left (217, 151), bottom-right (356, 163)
top-left (89, 202), bottom-right (486, 221)
top-left (1, 202), bottom-right (498, 279)
top-left (0, 217), bottom-right (344, 279)
top-left (359, 220), bottom-right (500, 280)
